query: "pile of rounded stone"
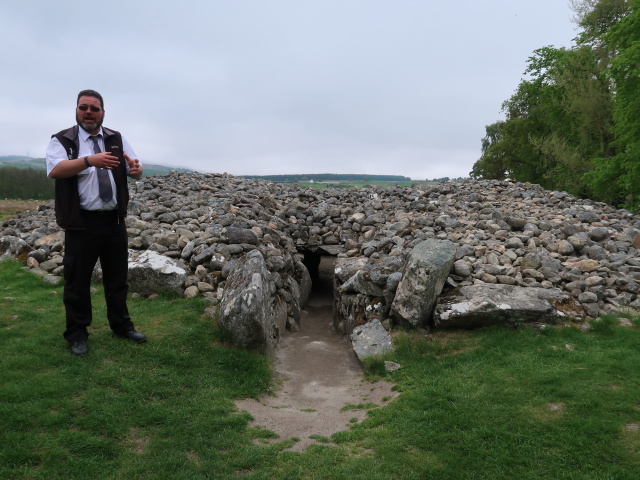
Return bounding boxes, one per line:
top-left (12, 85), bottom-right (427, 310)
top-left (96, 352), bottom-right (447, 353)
top-left (1, 172), bottom-right (639, 326)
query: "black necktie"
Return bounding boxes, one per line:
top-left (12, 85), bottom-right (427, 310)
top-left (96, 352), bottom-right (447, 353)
top-left (90, 135), bottom-right (113, 203)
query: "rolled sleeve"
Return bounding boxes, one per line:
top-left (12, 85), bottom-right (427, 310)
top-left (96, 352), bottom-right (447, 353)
top-left (45, 137), bottom-right (69, 177)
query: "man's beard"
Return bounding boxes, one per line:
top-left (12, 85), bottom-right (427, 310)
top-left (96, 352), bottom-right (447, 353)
top-left (77, 114), bottom-right (102, 133)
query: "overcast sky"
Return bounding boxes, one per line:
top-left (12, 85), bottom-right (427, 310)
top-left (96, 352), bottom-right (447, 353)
top-left (1, 0), bottom-right (578, 180)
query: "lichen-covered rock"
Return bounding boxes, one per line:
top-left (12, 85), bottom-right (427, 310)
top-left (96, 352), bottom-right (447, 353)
top-left (128, 249), bottom-right (188, 296)
top-left (390, 239), bottom-right (457, 327)
top-left (350, 319), bottom-right (394, 361)
top-left (217, 250), bottom-right (278, 355)
top-left (434, 284), bottom-right (579, 329)
top-left (0, 235), bottom-right (30, 262)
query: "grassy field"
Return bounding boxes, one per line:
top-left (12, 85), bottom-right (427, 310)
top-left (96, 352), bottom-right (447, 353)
top-left (1, 258), bottom-right (639, 479)
top-left (0, 199), bottom-right (45, 221)
top-left (301, 180), bottom-right (432, 189)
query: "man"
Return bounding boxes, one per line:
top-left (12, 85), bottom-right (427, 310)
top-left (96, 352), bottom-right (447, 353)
top-left (46, 89), bottom-right (146, 356)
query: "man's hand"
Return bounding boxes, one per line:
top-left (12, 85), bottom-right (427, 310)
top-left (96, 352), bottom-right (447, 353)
top-left (91, 152), bottom-right (120, 170)
top-left (125, 153), bottom-right (143, 179)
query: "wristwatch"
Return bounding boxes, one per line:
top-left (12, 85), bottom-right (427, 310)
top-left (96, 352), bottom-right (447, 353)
top-left (84, 156), bottom-right (91, 168)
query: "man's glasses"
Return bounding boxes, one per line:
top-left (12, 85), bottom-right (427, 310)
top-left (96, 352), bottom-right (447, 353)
top-left (77, 105), bottom-right (102, 112)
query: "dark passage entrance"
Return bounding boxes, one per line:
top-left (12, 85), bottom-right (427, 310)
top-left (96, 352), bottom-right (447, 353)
top-left (301, 250), bottom-right (335, 306)
top-left (302, 250), bottom-right (321, 282)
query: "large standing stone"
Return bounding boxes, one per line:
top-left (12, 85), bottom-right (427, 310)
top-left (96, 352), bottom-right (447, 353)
top-left (434, 284), bottom-right (581, 329)
top-left (218, 250), bottom-right (278, 355)
top-left (390, 239), bottom-right (457, 327)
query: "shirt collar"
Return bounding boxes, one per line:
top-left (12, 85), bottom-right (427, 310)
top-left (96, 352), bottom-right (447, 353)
top-left (78, 126), bottom-right (104, 143)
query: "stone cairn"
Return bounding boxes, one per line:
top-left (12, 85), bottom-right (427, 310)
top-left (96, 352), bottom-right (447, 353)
top-left (2, 172), bottom-right (639, 357)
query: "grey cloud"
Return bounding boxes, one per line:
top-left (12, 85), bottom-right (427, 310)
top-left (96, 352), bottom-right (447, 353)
top-left (1, 0), bottom-right (576, 179)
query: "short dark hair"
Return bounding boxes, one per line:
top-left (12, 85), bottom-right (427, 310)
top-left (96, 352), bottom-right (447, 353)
top-left (77, 89), bottom-right (104, 109)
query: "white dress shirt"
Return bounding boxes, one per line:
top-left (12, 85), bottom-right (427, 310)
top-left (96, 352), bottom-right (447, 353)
top-left (46, 126), bottom-right (140, 211)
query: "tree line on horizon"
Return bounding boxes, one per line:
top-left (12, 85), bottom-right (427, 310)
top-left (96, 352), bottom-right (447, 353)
top-left (241, 173), bottom-right (413, 183)
top-left (0, 167), bottom-right (54, 200)
top-left (0, 161), bottom-right (448, 200)
top-left (0, 158), bottom-right (194, 200)
top-left (471, 0), bottom-right (639, 210)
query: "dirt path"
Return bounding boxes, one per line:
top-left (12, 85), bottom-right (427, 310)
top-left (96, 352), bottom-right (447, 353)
top-left (235, 257), bottom-right (398, 451)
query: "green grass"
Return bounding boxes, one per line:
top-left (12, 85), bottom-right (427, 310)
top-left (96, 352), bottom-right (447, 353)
top-left (1, 258), bottom-right (640, 479)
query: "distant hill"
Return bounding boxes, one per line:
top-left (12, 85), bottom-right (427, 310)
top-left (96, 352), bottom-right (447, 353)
top-left (0, 156), bottom-right (193, 177)
top-left (0, 157), bottom-right (46, 170)
top-left (0, 156), bottom-right (33, 162)
top-left (241, 173), bottom-right (413, 183)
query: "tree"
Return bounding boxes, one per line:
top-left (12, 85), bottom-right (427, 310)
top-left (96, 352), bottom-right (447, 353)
top-left (471, 122), bottom-right (509, 180)
top-left (471, 0), bottom-right (634, 206)
top-left (588, 0), bottom-right (639, 207)
top-left (573, 0), bottom-right (630, 46)
top-left (0, 167), bottom-right (54, 200)
top-left (472, 45), bottom-right (612, 196)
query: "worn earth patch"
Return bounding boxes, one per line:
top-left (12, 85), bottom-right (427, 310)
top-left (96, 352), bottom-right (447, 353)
top-left (0, 199), bottom-right (45, 221)
top-left (235, 257), bottom-right (399, 452)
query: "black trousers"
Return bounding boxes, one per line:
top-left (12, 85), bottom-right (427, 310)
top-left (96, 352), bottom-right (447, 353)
top-left (62, 210), bottom-right (134, 342)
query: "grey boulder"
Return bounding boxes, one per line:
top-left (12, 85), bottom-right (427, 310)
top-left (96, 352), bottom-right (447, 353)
top-left (434, 284), bottom-right (581, 329)
top-left (350, 319), bottom-right (394, 362)
top-left (217, 250), bottom-right (278, 355)
top-left (390, 239), bottom-right (457, 327)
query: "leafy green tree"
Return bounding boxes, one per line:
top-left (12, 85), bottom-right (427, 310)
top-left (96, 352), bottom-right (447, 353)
top-left (473, 45), bottom-right (609, 194)
top-left (527, 45), bottom-right (613, 196)
top-left (573, 0), bottom-right (630, 47)
top-left (472, 0), bottom-right (631, 206)
top-left (0, 167), bottom-right (54, 200)
top-left (588, 0), bottom-right (639, 207)
top-left (471, 122), bottom-right (508, 180)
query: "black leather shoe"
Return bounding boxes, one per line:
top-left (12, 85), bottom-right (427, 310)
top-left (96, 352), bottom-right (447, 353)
top-left (117, 330), bottom-right (147, 344)
top-left (70, 341), bottom-right (88, 356)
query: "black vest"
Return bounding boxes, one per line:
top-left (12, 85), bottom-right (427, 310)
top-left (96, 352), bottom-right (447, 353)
top-left (52, 125), bottom-right (130, 230)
